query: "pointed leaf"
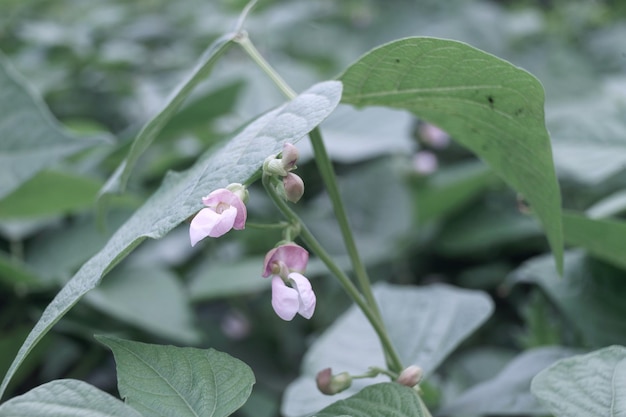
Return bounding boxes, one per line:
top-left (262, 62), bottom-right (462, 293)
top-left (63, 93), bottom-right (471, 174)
top-left (313, 383), bottom-right (425, 417)
top-left (97, 336), bottom-right (255, 417)
top-left (0, 53), bottom-right (106, 200)
top-left (282, 283), bottom-right (493, 416)
top-left (109, 34), bottom-right (235, 195)
top-left (0, 379), bottom-right (143, 417)
top-left (0, 80), bottom-right (342, 399)
top-left (440, 347), bottom-right (578, 416)
top-left (339, 37), bottom-right (563, 272)
top-left (531, 346), bottom-right (626, 417)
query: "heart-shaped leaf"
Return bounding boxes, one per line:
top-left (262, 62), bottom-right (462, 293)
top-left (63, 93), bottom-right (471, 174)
top-left (0, 80), bottom-right (342, 399)
top-left (97, 336), bottom-right (255, 417)
top-left (531, 346), bottom-right (626, 417)
top-left (0, 379), bottom-right (143, 417)
top-left (339, 37), bottom-right (563, 272)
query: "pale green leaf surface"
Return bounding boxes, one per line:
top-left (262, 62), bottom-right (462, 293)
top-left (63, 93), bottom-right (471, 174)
top-left (0, 379), bottom-right (143, 417)
top-left (313, 383), bottom-right (425, 417)
top-left (282, 283), bottom-right (493, 417)
top-left (97, 336), bottom-right (255, 417)
top-left (531, 346), bottom-right (626, 417)
top-left (339, 37), bottom-right (563, 272)
top-left (0, 170), bottom-right (102, 219)
top-left (0, 80), bottom-right (342, 399)
top-left (440, 347), bottom-right (578, 416)
top-left (563, 211), bottom-right (626, 270)
top-left (112, 34), bottom-right (235, 194)
top-left (85, 266), bottom-right (200, 344)
top-left (512, 251), bottom-right (626, 347)
top-left (587, 190), bottom-right (626, 219)
top-left (0, 53), bottom-right (106, 200)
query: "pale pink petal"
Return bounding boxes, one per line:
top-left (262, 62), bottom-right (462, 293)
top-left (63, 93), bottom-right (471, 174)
top-left (271, 277), bottom-right (299, 321)
top-left (263, 243), bottom-right (309, 277)
top-left (207, 206), bottom-right (237, 237)
top-left (289, 273), bottom-right (316, 319)
top-left (189, 208), bottom-right (220, 246)
top-left (201, 188), bottom-right (247, 230)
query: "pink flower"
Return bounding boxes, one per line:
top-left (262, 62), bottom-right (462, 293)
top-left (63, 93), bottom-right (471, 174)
top-left (189, 187), bottom-right (247, 246)
top-left (263, 243), bottom-right (316, 320)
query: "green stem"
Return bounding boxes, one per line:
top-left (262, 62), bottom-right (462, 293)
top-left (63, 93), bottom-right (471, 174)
top-left (262, 175), bottom-right (404, 372)
top-left (246, 221), bottom-right (288, 230)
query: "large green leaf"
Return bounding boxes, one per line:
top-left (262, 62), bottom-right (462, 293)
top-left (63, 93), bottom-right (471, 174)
top-left (512, 251), bottom-right (626, 347)
top-left (0, 80), bottom-right (342, 399)
top-left (97, 336), bottom-right (255, 417)
top-left (282, 283), bottom-right (493, 417)
top-left (339, 37), bottom-right (563, 272)
top-left (0, 379), bottom-right (143, 417)
top-left (531, 346), bottom-right (626, 417)
top-left (0, 170), bottom-right (102, 219)
top-left (563, 211), bottom-right (626, 270)
top-left (104, 34), bottom-right (235, 196)
top-left (0, 53), bottom-right (105, 200)
top-left (440, 347), bottom-right (578, 416)
top-left (313, 383), bottom-right (425, 417)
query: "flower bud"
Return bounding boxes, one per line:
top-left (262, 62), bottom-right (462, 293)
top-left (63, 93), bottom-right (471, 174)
top-left (316, 368), bottom-right (352, 395)
top-left (281, 143), bottom-right (299, 171)
top-left (412, 151), bottom-right (438, 175)
top-left (397, 365), bottom-right (423, 387)
top-left (283, 173), bottom-right (304, 203)
top-left (226, 183), bottom-right (249, 204)
top-left (263, 156), bottom-right (289, 177)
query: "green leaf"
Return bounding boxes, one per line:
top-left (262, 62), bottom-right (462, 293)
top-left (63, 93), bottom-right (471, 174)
top-left (0, 379), bottom-right (143, 417)
top-left (106, 34), bottom-right (235, 196)
top-left (512, 251), bottom-right (626, 347)
top-left (440, 347), bottom-right (578, 416)
top-left (0, 80), bottom-right (342, 399)
top-left (282, 283), bottom-right (493, 417)
top-left (85, 266), bottom-right (200, 344)
top-left (0, 53), bottom-right (106, 200)
top-left (97, 336), bottom-right (255, 417)
top-left (0, 170), bottom-right (102, 219)
top-left (188, 256), bottom-right (268, 301)
top-left (563, 211), bottom-right (626, 270)
top-left (313, 383), bottom-right (425, 417)
top-left (531, 346), bottom-right (626, 417)
top-left (339, 37), bottom-right (563, 272)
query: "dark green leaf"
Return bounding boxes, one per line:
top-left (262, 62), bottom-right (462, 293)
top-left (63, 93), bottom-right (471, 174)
top-left (339, 37), bottom-right (563, 272)
top-left (97, 336), bottom-right (255, 417)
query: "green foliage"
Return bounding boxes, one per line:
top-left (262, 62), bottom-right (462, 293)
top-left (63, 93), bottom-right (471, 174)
top-left (531, 346), bottom-right (626, 417)
top-left (98, 336), bottom-right (255, 417)
top-left (313, 383), bottom-right (426, 417)
top-left (339, 37), bottom-right (563, 272)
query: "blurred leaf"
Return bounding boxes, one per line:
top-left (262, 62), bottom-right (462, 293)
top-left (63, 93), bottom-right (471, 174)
top-left (440, 347), bottom-right (578, 417)
top-left (563, 211), bottom-right (626, 270)
top-left (282, 283), bottom-right (493, 417)
top-left (0, 80), bottom-right (342, 398)
top-left (587, 190), bottom-right (626, 219)
top-left (339, 37), bottom-right (563, 272)
top-left (97, 335), bottom-right (255, 417)
top-left (0, 53), bottom-right (106, 200)
top-left (85, 265), bottom-right (200, 344)
top-left (531, 346), bottom-right (626, 417)
top-left (314, 383), bottom-right (425, 417)
top-left (107, 33), bottom-right (235, 196)
top-left (0, 170), bottom-right (101, 219)
top-left (415, 161), bottom-right (496, 224)
top-left (512, 251), bottom-right (626, 347)
top-left (0, 251), bottom-right (46, 291)
top-left (188, 256), bottom-right (267, 301)
top-left (0, 379), bottom-right (143, 417)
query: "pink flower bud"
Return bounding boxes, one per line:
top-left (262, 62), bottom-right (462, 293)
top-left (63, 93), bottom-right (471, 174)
top-left (412, 151), bottom-right (438, 175)
top-left (397, 365), bottom-right (423, 387)
top-left (281, 143), bottom-right (299, 171)
top-left (189, 186), bottom-right (247, 246)
top-left (316, 368), bottom-right (352, 395)
top-left (283, 173), bottom-right (304, 203)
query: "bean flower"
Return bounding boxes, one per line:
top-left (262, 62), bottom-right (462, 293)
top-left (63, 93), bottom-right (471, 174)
top-left (189, 184), bottom-right (247, 246)
top-left (263, 243), bottom-right (316, 320)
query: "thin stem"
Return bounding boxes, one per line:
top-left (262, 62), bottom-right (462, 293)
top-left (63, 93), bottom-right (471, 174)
top-left (262, 175), bottom-right (404, 372)
top-left (235, 33), bottom-right (296, 99)
top-left (246, 221), bottom-right (288, 230)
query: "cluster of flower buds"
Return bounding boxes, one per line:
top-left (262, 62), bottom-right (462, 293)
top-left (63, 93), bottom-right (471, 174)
top-left (263, 143), bottom-right (305, 203)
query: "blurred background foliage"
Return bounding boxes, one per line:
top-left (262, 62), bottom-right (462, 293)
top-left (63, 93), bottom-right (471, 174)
top-left (0, 0), bottom-right (625, 416)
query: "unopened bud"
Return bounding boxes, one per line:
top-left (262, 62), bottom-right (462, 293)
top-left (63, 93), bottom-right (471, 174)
top-left (316, 368), bottom-right (352, 395)
top-left (397, 365), bottom-right (423, 387)
top-left (283, 173), bottom-right (304, 203)
top-left (281, 143), bottom-right (299, 171)
top-left (412, 151), bottom-right (438, 175)
top-left (263, 155), bottom-right (288, 177)
top-left (226, 183), bottom-right (249, 204)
